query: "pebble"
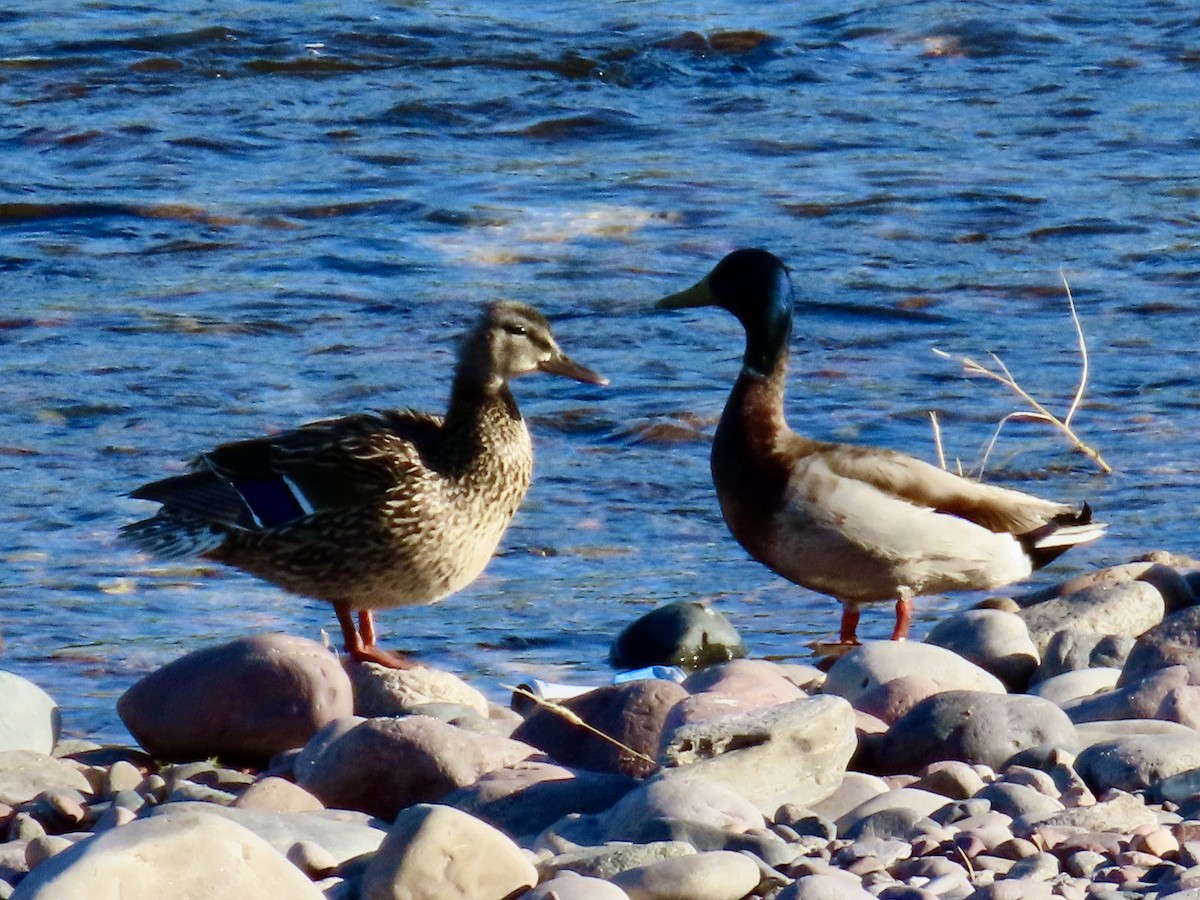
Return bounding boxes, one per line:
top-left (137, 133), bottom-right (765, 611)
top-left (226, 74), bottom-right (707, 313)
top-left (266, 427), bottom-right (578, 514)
top-left (6, 558), bottom-right (1200, 900)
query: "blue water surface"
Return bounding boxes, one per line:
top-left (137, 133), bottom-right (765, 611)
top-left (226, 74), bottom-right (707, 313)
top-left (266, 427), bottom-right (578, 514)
top-left (2, 0), bottom-right (1200, 741)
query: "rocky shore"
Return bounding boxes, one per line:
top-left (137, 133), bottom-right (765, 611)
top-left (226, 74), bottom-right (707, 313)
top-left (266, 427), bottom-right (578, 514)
top-left (3, 551), bottom-right (1200, 899)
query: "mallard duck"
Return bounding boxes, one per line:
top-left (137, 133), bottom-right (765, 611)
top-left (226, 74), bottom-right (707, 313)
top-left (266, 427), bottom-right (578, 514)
top-left (122, 300), bottom-right (606, 668)
top-left (657, 248), bottom-right (1105, 644)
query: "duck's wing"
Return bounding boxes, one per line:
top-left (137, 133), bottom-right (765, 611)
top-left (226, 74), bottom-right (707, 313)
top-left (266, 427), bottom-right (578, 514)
top-left (131, 409), bottom-right (442, 530)
top-left (810, 441), bottom-right (1079, 536)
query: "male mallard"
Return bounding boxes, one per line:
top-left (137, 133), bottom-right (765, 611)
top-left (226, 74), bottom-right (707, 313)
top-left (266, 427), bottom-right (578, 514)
top-left (122, 300), bottom-right (606, 668)
top-left (657, 248), bottom-right (1105, 644)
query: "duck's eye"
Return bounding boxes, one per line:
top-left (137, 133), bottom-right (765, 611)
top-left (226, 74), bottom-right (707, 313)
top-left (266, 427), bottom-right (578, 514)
top-left (504, 323), bottom-right (528, 336)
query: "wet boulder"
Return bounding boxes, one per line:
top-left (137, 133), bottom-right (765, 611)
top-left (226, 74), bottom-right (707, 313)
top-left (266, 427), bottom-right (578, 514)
top-left (610, 601), bottom-right (746, 670)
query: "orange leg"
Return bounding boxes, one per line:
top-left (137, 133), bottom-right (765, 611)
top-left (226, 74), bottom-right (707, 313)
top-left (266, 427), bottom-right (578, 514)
top-left (890, 589), bottom-right (913, 641)
top-left (333, 603), bottom-right (416, 668)
top-left (837, 604), bottom-right (862, 645)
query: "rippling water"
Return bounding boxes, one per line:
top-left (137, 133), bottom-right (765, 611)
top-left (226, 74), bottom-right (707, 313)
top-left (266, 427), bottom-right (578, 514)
top-left (3, 1), bottom-right (1200, 742)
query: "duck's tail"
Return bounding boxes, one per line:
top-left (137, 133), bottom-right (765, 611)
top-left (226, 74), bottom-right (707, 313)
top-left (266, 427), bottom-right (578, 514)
top-left (119, 512), bottom-right (228, 560)
top-left (1021, 502), bottom-right (1107, 569)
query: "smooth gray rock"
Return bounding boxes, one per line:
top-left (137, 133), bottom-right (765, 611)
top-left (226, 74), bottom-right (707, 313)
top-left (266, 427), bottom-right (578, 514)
top-left (0, 673), bottom-right (59, 755)
top-left (853, 676), bottom-right (943, 725)
top-left (117, 634), bottom-right (354, 764)
top-left (610, 850), bottom-right (761, 900)
top-left (823, 642), bottom-right (1004, 705)
top-left (876, 691), bottom-right (1077, 774)
top-left (610, 601), bottom-right (746, 670)
top-left (1118, 605), bottom-right (1200, 686)
top-left (777, 872), bottom-right (875, 899)
top-left (296, 715), bottom-right (536, 820)
top-left (1031, 630), bottom-right (1134, 685)
top-left (521, 872), bottom-right (631, 899)
top-left (360, 804), bottom-right (536, 900)
top-left (10, 806), bottom-right (323, 899)
top-left (513, 679), bottom-right (687, 778)
top-left (974, 782), bottom-right (1062, 820)
top-left (835, 788), bottom-right (948, 837)
top-left (444, 761), bottom-right (637, 839)
top-left (659, 695), bottom-right (857, 815)
top-left (547, 771), bottom-right (764, 847)
top-left (539, 841), bottom-right (696, 881)
top-left (1018, 577), bottom-right (1165, 656)
top-left (1013, 790), bottom-right (1157, 835)
top-left (1074, 732), bottom-right (1200, 793)
top-left (146, 801), bottom-right (385, 867)
top-left (1027, 668), bottom-right (1120, 707)
top-left (925, 609), bottom-right (1039, 692)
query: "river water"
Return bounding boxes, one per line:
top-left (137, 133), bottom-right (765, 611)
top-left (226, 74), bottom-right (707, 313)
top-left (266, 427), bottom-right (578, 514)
top-left (2, 1), bottom-right (1200, 742)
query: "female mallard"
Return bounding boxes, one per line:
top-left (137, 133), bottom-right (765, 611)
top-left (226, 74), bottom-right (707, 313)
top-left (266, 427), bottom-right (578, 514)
top-left (657, 248), bottom-right (1105, 644)
top-left (122, 300), bottom-right (606, 668)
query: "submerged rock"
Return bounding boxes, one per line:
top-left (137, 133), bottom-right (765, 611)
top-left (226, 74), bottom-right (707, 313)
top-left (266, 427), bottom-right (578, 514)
top-left (609, 601), bottom-right (746, 670)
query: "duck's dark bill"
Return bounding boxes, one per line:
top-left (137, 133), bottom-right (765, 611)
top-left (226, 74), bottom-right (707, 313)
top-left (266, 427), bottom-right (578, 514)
top-left (656, 277), bottom-right (714, 310)
top-left (539, 353), bottom-right (609, 385)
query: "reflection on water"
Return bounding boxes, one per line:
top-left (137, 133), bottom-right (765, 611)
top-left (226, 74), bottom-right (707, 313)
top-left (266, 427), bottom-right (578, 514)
top-left (3, 1), bottom-right (1200, 740)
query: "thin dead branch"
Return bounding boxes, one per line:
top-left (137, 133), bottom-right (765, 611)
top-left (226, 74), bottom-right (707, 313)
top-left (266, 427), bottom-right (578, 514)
top-left (503, 683), bottom-right (659, 768)
top-left (931, 272), bottom-right (1111, 476)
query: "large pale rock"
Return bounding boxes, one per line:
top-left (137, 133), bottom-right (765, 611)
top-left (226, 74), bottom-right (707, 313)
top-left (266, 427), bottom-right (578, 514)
top-left (1027, 668), bottom-right (1120, 707)
top-left (117, 634), bottom-right (353, 763)
top-left (823, 642), bottom-right (1004, 705)
top-left (876, 691), bottom-right (1077, 774)
top-left (663, 659), bottom-right (807, 740)
top-left (1018, 574), bottom-right (1166, 655)
top-left (0, 673), bottom-right (59, 754)
top-left (444, 761), bottom-right (636, 839)
top-left (360, 804), bottom-right (536, 900)
top-left (10, 806), bottom-right (323, 899)
top-left (350, 664), bottom-right (489, 718)
top-left (0, 751), bottom-right (91, 806)
top-left (148, 800), bottom-right (386, 867)
top-left (925, 609), bottom-right (1040, 691)
top-left (659, 695), bottom-right (856, 815)
top-left (1074, 733), bottom-right (1200, 794)
top-left (513, 679), bottom-right (687, 778)
top-left (610, 850), bottom-right (761, 900)
top-left (297, 715), bottom-right (536, 820)
top-left (539, 842), bottom-right (696, 881)
top-left (1118, 605), bottom-right (1200, 686)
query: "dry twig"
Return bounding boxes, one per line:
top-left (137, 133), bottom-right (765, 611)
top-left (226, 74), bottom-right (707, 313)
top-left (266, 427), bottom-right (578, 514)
top-left (503, 683), bottom-right (659, 768)
top-left (931, 272), bottom-right (1111, 476)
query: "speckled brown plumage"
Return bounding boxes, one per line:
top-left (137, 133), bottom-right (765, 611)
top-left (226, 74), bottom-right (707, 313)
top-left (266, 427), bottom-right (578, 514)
top-left (122, 301), bottom-right (606, 667)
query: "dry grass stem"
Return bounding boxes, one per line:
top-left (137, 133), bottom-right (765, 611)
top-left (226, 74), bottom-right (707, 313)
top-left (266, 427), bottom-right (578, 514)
top-left (503, 684), bottom-right (659, 767)
top-left (931, 272), bottom-right (1111, 476)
